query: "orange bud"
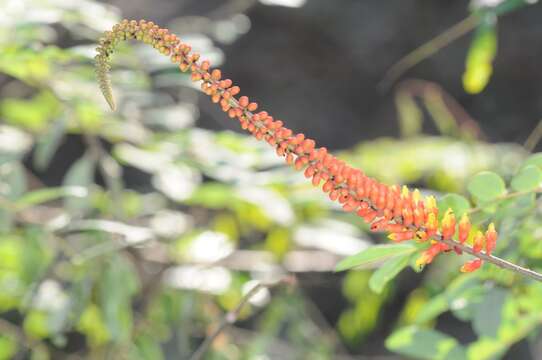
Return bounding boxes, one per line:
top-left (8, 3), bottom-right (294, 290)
top-left (342, 197), bottom-right (359, 212)
top-left (356, 202), bottom-right (370, 216)
top-left (402, 208), bottom-right (413, 226)
top-left (460, 259), bottom-right (482, 273)
top-left (441, 208), bottom-right (456, 240)
top-left (211, 69), bottom-right (221, 80)
top-left (247, 102), bottom-right (258, 112)
top-left (413, 208), bottom-right (424, 227)
top-left (415, 231), bottom-right (429, 242)
top-left (425, 213), bottom-right (438, 237)
top-left (370, 218), bottom-right (388, 232)
top-left (458, 214), bottom-right (471, 244)
top-left (472, 231), bottom-right (484, 253)
top-left (485, 223), bottom-right (497, 255)
top-left (415, 243), bottom-right (442, 268)
top-left (304, 166), bottom-right (316, 178)
top-left (238, 96), bottom-right (249, 108)
top-left (424, 195), bottom-right (438, 218)
top-left (388, 231), bottom-right (414, 242)
top-left (385, 223), bottom-right (405, 233)
top-left (322, 180), bottom-right (334, 193)
top-left (362, 210), bottom-right (377, 223)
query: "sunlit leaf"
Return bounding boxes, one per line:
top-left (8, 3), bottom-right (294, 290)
top-left (23, 310), bottom-right (49, 339)
top-left (62, 154), bottom-right (95, 212)
top-left (511, 165), bottom-right (542, 192)
top-left (0, 335), bottom-right (17, 360)
top-left (369, 254), bottom-right (410, 294)
top-left (386, 326), bottom-right (466, 360)
top-left (132, 335), bottom-right (164, 360)
top-left (33, 116), bottom-right (67, 170)
top-left (76, 304), bottom-right (110, 346)
top-left (1, 162), bottom-right (26, 200)
top-left (522, 152), bottom-right (542, 169)
top-left (462, 18), bottom-right (497, 94)
top-left (335, 244), bottom-right (416, 272)
top-left (437, 193), bottom-right (471, 218)
top-left (467, 171), bottom-right (506, 202)
top-left (0, 91), bottom-right (60, 131)
top-left (99, 255), bottom-right (139, 342)
top-left (472, 287), bottom-right (507, 338)
top-left (187, 182), bottom-right (235, 208)
top-left (16, 186), bottom-right (87, 210)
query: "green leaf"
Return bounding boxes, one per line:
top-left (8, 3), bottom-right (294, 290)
top-left (386, 326), bottom-right (466, 360)
top-left (335, 244), bottom-right (416, 272)
top-left (369, 254), bottom-right (410, 294)
top-left (15, 186), bottom-right (87, 210)
top-left (511, 165), bottom-right (542, 192)
top-left (23, 310), bottom-right (49, 339)
top-left (132, 335), bottom-right (164, 360)
top-left (522, 152), bottom-right (542, 169)
top-left (437, 193), bottom-right (471, 218)
top-left (1, 162), bottom-right (26, 200)
top-left (472, 288), bottom-right (507, 338)
top-left (462, 19), bottom-right (497, 94)
top-left (76, 304), bottom-right (110, 346)
top-left (33, 116), bottom-right (66, 170)
top-left (467, 171), bottom-right (506, 202)
top-left (0, 91), bottom-right (60, 132)
top-left (414, 294), bottom-right (448, 324)
top-left (494, 0), bottom-right (532, 15)
top-left (100, 255), bottom-right (139, 342)
top-left (0, 335), bottom-right (17, 360)
top-left (187, 182), bottom-right (235, 208)
top-left (62, 154), bottom-right (95, 212)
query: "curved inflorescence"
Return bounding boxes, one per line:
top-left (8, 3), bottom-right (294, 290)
top-left (95, 19), bottom-right (498, 273)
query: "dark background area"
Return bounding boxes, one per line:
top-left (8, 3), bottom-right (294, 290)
top-left (100, 0), bottom-right (542, 149)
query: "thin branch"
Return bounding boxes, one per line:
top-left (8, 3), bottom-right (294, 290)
top-left (189, 276), bottom-right (295, 360)
top-left (524, 118), bottom-right (542, 152)
top-left (395, 79), bottom-right (485, 140)
top-left (378, 15), bottom-right (479, 91)
top-left (439, 237), bottom-right (542, 282)
top-left (468, 187), bottom-right (542, 215)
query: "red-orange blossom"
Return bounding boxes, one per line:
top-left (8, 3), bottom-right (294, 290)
top-left (95, 19), bottom-right (497, 273)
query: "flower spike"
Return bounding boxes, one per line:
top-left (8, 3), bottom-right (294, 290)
top-left (95, 19), bottom-right (499, 274)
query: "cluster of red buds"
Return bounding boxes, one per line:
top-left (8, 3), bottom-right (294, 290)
top-left (96, 19), bottom-right (498, 272)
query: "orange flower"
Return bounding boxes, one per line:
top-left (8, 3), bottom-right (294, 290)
top-left (460, 259), bottom-right (483, 273)
top-left (473, 231), bottom-right (485, 253)
top-left (485, 223), bottom-right (497, 255)
top-left (441, 209), bottom-right (456, 240)
top-left (458, 214), bottom-right (471, 244)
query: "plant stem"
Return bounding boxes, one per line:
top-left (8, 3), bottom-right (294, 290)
top-left (524, 118), bottom-right (542, 152)
top-left (188, 276), bottom-right (294, 360)
top-left (468, 188), bottom-right (542, 215)
top-left (378, 15), bottom-right (479, 91)
top-left (438, 237), bottom-right (542, 282)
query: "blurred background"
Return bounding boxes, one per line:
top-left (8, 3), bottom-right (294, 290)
top-left (0, 0), bottom-right (542, 359)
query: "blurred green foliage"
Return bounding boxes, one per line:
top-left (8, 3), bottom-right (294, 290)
top-left (0, 0), bottom-right (541, 359)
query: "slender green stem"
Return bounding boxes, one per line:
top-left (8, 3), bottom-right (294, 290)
top-left (378, 15), bottom-right (479, 91)
top-left (524, 118), bottom-right (542, 152)
top-left (189, 276), bottom-right (294, 360)
top-left (439, 237), bottom-right (542, 282)
top-left (468, 188), bottom-right (542, 215)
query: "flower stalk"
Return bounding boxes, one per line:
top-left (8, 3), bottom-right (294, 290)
top-left (95, 19), bottom-right (542, 281)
